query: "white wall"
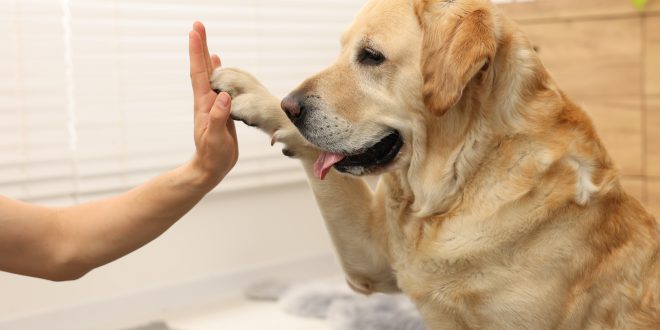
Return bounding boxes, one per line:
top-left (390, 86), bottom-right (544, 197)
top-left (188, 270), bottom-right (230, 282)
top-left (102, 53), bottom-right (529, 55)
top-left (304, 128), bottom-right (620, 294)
top-left (0, 181), bottom-right (335, 324)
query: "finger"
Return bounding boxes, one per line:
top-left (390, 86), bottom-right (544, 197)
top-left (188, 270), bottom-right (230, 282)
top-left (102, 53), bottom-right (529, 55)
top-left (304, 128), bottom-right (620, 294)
top-left (189, 30), bottom-right (211, 99)
top-left (207, 92), bottom-right (232, 135)
top-left (193, 22), bottom-right (212, 74)
top-left (226, 115), bottom-right (237, 147)
top-left (193, 22), bottom-right (213, 76)
top-left (211, 54), bottom-right (221, 69)
top-left (230, 121), bottom-right (239, 152)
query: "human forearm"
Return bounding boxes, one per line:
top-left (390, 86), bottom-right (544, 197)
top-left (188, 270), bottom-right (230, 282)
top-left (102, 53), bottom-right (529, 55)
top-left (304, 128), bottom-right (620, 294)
top-left (0, 162), bottom-right (212, 281)
top-left (0, 158), bottom-right (225, 281)
top-left (0, 196), bottom-right (69, 280)
top-left (54, 160), bottom-right (220, 278)
top-left (0, 22), bottom-right (237, 281)
top-left (52, 23), bottom-right (238, 279)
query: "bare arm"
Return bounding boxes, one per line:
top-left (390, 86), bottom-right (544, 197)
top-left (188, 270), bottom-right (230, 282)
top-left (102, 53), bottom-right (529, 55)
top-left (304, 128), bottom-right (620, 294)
top-left (0, 22), bottom-right (236, 281)
top-left (0, 164), bottom-right (215, 281)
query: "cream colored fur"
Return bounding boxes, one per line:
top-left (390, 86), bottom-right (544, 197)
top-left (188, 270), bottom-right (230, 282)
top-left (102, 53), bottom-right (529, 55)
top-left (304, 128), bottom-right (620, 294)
top-left (211, 0), bottom-right (660, 328)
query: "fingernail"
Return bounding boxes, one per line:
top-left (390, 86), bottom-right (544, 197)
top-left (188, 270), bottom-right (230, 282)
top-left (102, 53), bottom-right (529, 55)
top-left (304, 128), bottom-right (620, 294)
top-left (218, 92), bottom-right (231, 108)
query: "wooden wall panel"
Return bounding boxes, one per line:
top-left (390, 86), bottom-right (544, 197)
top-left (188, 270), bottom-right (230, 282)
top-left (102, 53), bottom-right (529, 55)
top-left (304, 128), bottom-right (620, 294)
top-left (522, 19), bottom-right (641, 99)
top-left (622, 178), bottom-right (645, 203)
top-left (498, 0), bottom-right (639, 22)
top-left (646, 17), bottom-right (660, 96)
top-left (647, 0), bottom-right (660, 13)
top-left (648, 96), bottom-right (660, 177)
top-left (648, 180), bottom-right (660, 219)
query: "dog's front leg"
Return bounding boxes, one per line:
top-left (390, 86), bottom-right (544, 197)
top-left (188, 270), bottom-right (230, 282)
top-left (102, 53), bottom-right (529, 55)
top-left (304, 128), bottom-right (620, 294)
top-left (301, 163), bottom-right (400, 294)
top-left (211, 68), bottom-right (399, 294)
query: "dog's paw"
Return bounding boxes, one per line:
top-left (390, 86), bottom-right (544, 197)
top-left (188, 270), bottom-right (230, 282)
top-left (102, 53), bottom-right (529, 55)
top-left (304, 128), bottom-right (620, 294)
top-left (270, 127), bottom-right (312, 158)
top-left (211, 67), bottom-right (314, 157)
top-left (210, 67), bottom-right (264, 99)
top-left (211, 67), bottom-right (283, 132)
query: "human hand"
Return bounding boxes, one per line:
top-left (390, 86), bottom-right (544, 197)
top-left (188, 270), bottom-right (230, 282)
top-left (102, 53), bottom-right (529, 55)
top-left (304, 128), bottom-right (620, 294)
top-left (188, 22), bottom-right (239, 189)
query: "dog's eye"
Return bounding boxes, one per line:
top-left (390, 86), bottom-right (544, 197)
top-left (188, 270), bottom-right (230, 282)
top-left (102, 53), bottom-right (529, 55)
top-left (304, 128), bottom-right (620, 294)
top-left (357, 48), bottom-right (386, 66)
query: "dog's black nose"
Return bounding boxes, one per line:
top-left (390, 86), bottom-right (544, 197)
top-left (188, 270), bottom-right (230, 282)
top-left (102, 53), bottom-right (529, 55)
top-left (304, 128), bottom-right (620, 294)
top-left (281, 94), bottom-right (303, 121)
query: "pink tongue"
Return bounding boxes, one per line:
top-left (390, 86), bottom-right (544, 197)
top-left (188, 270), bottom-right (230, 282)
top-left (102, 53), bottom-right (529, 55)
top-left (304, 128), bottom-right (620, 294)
top-left (314, 152), bottom-right (345, 180)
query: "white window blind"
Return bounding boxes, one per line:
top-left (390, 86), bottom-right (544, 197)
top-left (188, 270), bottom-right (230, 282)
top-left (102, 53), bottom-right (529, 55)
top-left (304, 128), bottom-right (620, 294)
top-left (0, 0), bottom-right (73, 205)
top-left (0, 0), bottom-right (368, 205)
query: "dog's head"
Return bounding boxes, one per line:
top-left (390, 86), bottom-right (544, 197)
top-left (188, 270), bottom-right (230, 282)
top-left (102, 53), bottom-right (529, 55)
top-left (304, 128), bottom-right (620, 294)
top-left (282, 0), bottom-right (498, 179)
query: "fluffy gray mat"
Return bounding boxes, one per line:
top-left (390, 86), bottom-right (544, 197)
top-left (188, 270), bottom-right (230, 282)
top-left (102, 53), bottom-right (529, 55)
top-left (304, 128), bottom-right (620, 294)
top-left (245, 278), bottom-right (426, 330)
top-left (120, 321), bottom-right (178, 330)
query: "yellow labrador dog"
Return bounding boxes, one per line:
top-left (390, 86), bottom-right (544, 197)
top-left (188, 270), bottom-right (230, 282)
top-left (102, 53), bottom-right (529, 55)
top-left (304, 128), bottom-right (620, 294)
top-left (212, 0), bottom-right (660, 328)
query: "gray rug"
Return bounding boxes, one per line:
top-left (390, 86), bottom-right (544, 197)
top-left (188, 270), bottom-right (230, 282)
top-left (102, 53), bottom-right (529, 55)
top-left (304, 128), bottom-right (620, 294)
top-left (121, 321), bottom-right (178, 330)
top-left (245, 277), bottom-right (426, 330)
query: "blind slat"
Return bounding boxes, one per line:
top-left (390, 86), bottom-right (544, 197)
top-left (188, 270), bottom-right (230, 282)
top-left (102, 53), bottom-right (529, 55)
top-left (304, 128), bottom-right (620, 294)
top-left (0, 0), bottom-right (369, 203)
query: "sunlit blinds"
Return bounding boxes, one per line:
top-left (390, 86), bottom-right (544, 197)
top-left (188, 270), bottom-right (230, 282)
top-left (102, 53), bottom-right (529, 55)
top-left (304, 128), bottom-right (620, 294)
top-left (0, 0), bottom-right (368, 205)
top-left (0, 0), bottom-right (74, 205)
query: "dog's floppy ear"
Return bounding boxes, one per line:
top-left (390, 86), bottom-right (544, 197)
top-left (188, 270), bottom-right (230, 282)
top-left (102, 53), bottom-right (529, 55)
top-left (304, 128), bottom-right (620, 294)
top-left (415, 0), bottom-right (497, 116)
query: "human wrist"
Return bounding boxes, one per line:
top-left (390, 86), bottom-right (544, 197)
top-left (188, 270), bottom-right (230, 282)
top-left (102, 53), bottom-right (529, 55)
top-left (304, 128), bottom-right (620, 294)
top-left (181, 156), bottom-right (225, 193)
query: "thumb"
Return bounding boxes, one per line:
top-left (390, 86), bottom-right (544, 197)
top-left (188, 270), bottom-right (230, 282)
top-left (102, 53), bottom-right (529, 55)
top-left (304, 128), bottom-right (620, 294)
top-left (207, 92), bottom-right (232, 133)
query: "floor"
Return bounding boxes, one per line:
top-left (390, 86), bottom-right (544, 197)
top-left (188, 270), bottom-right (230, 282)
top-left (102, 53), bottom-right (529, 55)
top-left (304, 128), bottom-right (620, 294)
top-left (163, 296), bottom-right (331, 330)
